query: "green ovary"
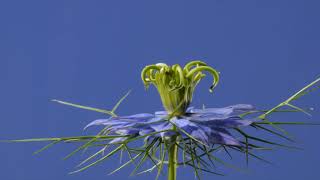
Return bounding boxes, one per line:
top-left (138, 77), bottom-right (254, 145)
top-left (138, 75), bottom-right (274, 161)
top-left (141, 60), bottom-right (220, 116)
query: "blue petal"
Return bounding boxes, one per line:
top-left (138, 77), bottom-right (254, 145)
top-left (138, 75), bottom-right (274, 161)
top-left (171, 118), bottom-right (195, 135)
top-left (190, 127), bottom-right (210, 145)
top-left (171, 118), bottom-right (190, 128)
top-left (150, 121), bottom-right (172, 131)
top-left (154, 111), bottom-right (168, 116)
top-left (85, 113), bottom-right (156, 129)
top-left (119, 113), bottom-right (154, 121)
top-left (188, 104), bottom-right (254, 118)
top-left (171, 118), bottom-right (210, 145)
top-left (172, 118), bottom-right (242, 146)
top-left (184, 105), bottom-right (254, 129)
top-left (209, 131), bottom-right (241, 146)
top-left (149, 121), bottom-right (173, 137)
top-left (139, 128), bottom-right (155, 136)
top-left (190, 118), bottom-right (252, 128)
top-left (209, 128), bottom-right (241, 146)
top-left (84, 119), bottom-right (111, 129)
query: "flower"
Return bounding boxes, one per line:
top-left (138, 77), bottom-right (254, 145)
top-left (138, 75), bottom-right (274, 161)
top-left (86, 61), bottom-right (254, 147)
top-left (81, 61), bottom-right (256, 178)
top-left (9, 60), bottom-right (318, 180)
top-left (86, 104), bottom-right (254, 146)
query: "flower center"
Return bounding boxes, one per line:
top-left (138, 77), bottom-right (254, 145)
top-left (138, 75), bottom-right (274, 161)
top-left (141, 60), bottom-right (220, 116)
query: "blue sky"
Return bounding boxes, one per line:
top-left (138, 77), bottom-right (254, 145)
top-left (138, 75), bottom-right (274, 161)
top-left (0, 0), bottom-right (319, 180)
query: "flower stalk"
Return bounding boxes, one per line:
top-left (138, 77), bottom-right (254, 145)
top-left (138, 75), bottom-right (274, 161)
top-left (168, 135), bottom-right (178, 180)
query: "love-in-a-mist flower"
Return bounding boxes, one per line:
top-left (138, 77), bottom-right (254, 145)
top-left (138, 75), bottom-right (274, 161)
top-left (7, 61), bottom-right (319, 180)
top-left (83, 61), bottom-right (258, 179)
top-left (86, 61), bottom-right (254, 147)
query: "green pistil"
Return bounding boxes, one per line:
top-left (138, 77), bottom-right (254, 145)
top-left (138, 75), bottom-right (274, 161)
top-left (141, 60), bottom-right (220, 116)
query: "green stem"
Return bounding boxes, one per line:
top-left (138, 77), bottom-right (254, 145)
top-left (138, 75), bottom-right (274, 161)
top-left (168, 136), bottom-right (178, 180)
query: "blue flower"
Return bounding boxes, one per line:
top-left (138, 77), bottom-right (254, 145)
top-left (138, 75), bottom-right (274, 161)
top-left (7, 61), bottom-right (318, 180)
top-left (86, 104), bottom-right (254, 146)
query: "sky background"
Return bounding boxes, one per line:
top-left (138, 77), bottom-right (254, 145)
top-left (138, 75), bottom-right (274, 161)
top-left (0, 0), bottom-right (319, 180)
